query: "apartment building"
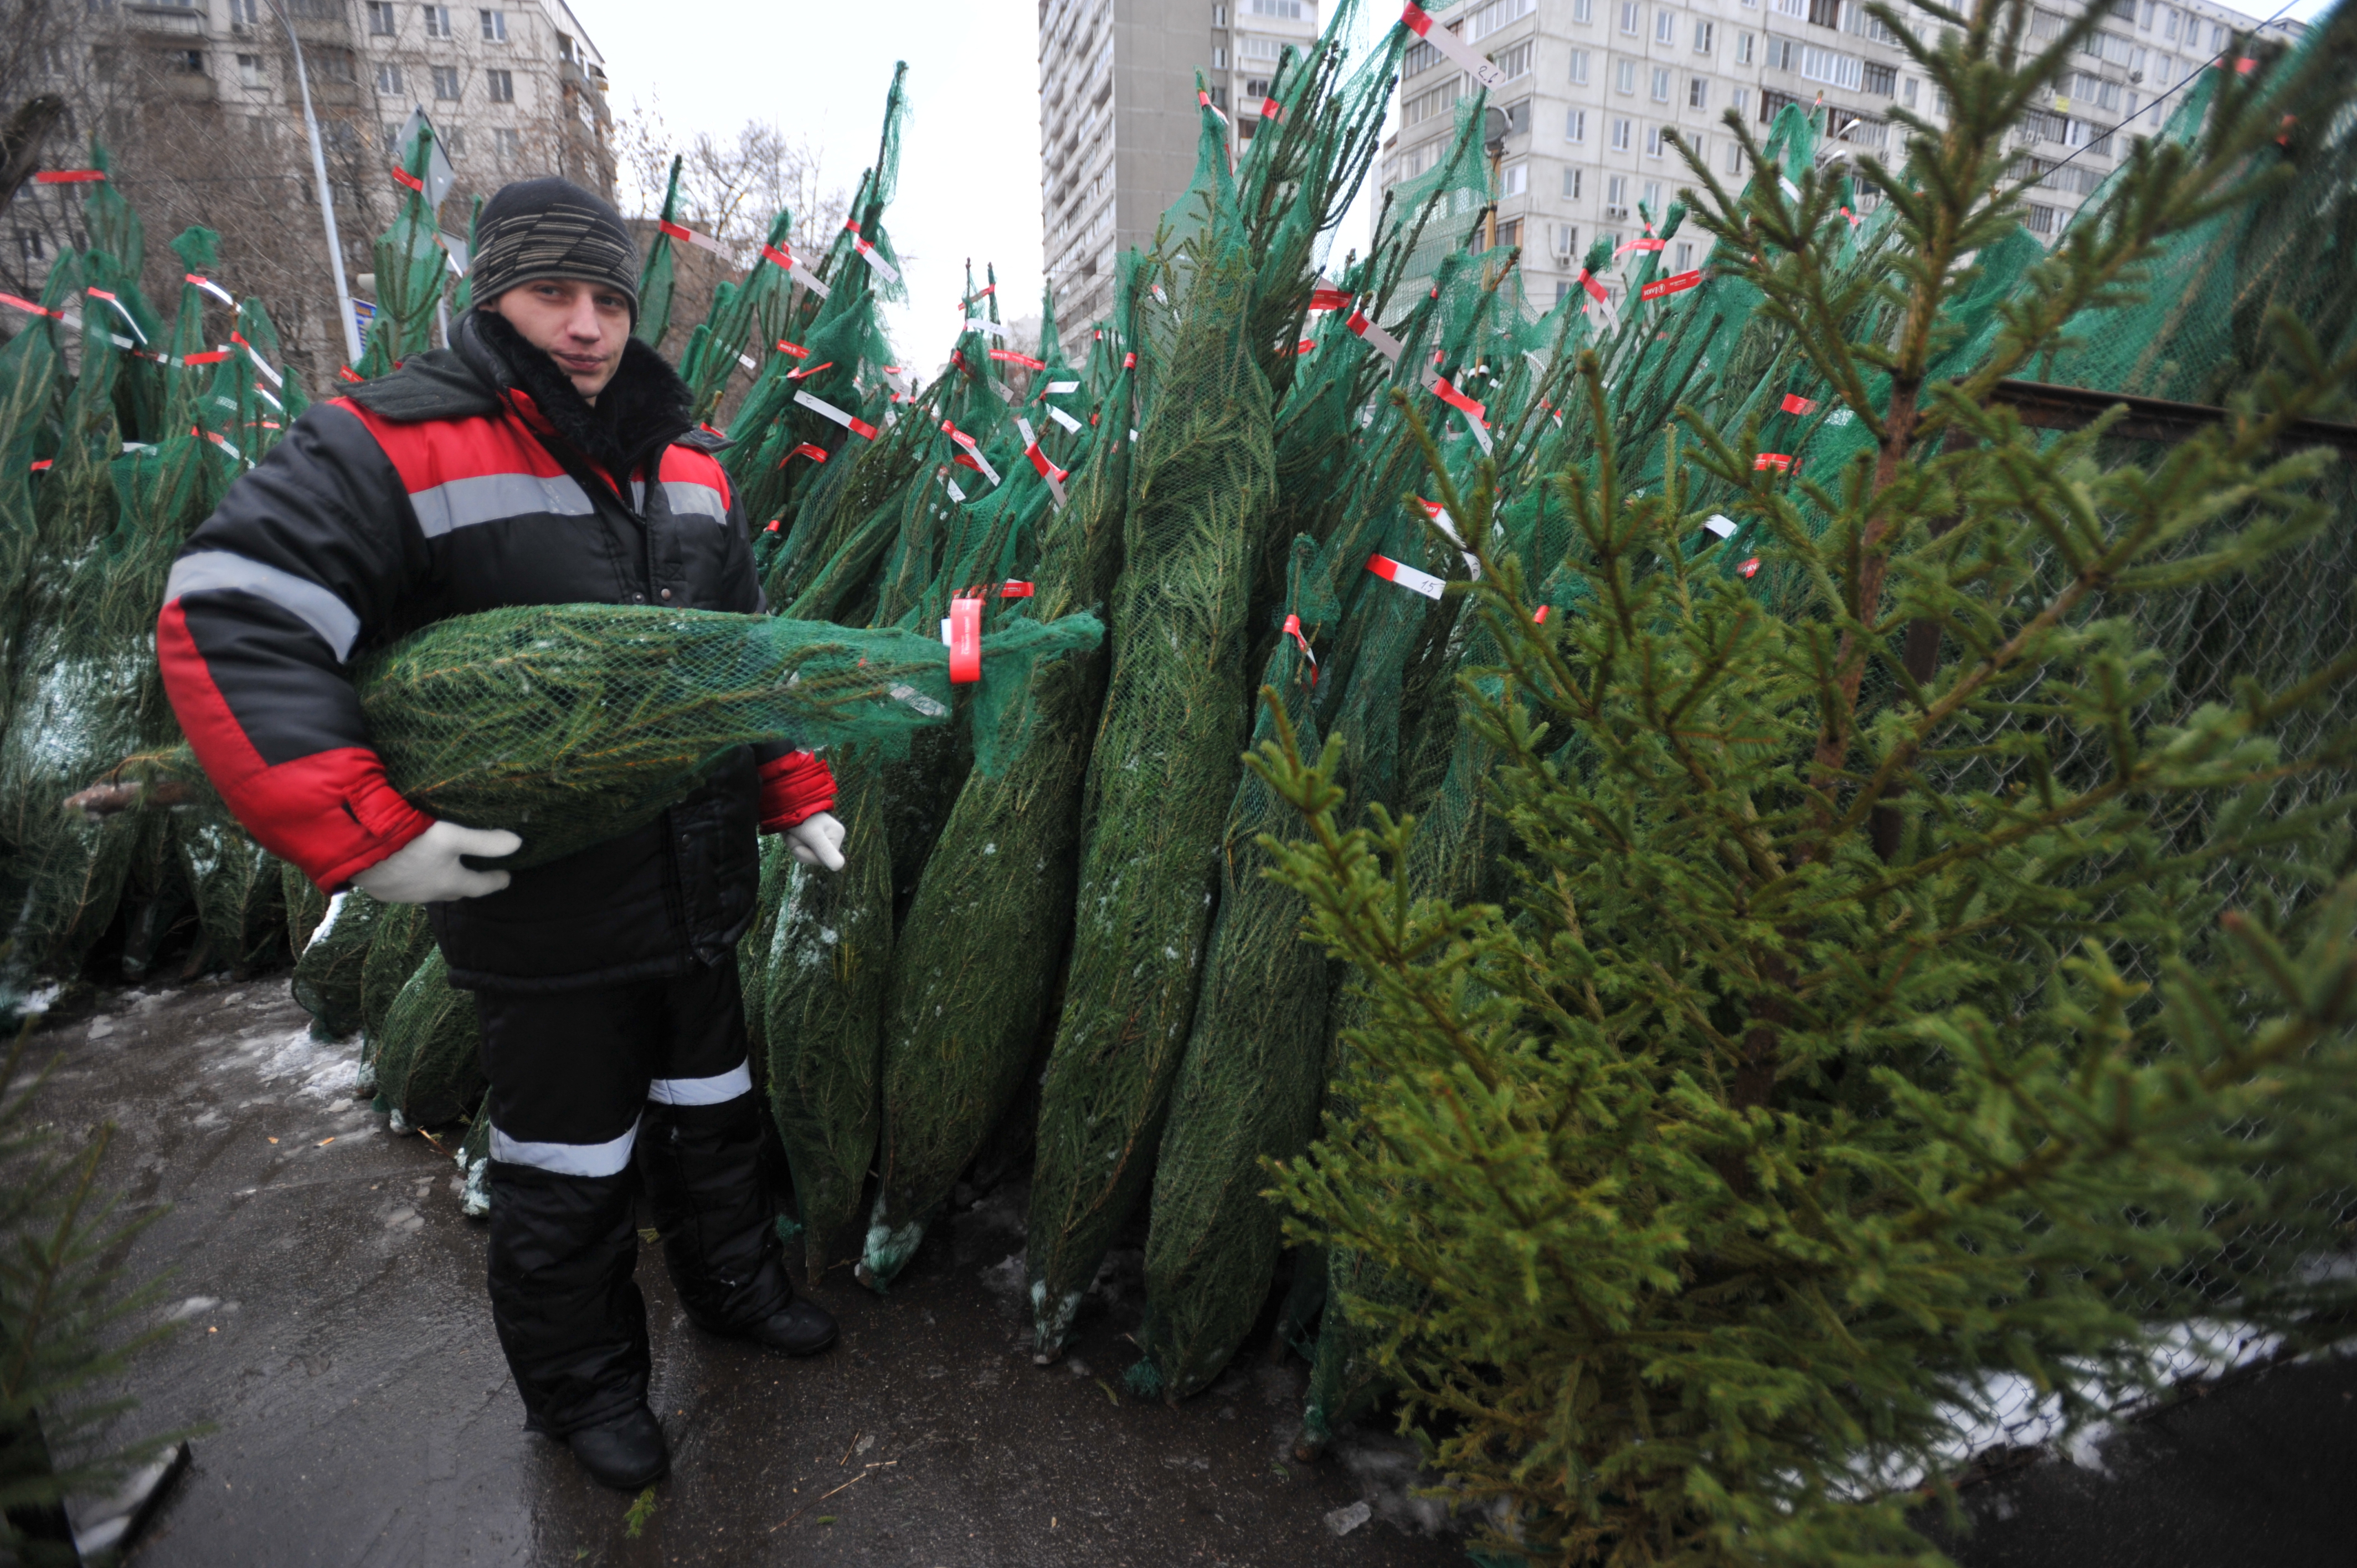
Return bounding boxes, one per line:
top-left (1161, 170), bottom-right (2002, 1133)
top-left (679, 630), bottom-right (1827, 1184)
top-left (1377, 0), bottom-right (2263, 308)
top-left (1039, 0), bottom-right (1323, 329)
top-left (8, 0), bottom-right (610, 374)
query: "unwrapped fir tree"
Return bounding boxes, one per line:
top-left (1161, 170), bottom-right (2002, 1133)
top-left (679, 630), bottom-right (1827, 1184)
top-left (1257, 3), bottom-right (2357, 1562)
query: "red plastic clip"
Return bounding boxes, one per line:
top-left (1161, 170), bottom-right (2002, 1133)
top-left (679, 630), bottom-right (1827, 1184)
top-left (946, 597), bottom-right (984, 684)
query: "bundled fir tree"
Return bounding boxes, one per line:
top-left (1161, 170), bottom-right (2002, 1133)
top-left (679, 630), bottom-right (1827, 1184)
top-left (1255, 3), bottom-right (2357, 1562)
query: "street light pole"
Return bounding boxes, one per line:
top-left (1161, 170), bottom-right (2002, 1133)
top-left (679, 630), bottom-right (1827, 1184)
top-left (273, 1), bottom-right (364, 367)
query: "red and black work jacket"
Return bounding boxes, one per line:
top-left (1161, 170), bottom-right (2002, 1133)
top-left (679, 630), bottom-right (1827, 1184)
top-left (157, 310), bottom-right (834, 992)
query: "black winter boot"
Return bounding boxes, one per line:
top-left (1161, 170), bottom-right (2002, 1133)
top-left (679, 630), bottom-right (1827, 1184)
top-left (485, 1161), bottom-right (651, 1435)
top-left (564, 1404), bottom-right (668, 1490)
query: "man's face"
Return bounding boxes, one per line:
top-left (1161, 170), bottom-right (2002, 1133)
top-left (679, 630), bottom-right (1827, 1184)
top-left (491, 277), bottom-right (632, 401)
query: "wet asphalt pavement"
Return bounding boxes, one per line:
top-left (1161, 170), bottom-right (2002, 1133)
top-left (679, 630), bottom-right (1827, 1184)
top-left (32, 977), bottom-right (2357, 1567)
top-left (39, 978), bottom-right (1467, 1568)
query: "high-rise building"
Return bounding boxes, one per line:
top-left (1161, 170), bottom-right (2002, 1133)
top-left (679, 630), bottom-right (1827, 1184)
top-left (1039, 0), bottom-right (1324, 329)
top-left (1377, 0), bottom-right (2262, 310)
top-left (6, 0), bottom-right (612, 377)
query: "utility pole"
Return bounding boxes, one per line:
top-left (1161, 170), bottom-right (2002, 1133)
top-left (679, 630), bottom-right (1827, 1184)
top-left (274, 1), bottom-right (364, 367)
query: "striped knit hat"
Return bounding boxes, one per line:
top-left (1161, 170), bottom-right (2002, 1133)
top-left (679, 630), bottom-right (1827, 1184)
top-left (469, 177), bottom-right (639, 319)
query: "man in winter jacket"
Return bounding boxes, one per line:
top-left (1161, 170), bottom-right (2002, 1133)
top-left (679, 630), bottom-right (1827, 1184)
top-left (157, 178), bottom-right (840, 1490)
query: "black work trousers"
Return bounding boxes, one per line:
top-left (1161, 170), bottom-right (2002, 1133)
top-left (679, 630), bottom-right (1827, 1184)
top-left (474, 953), bottom-right (792, 1436)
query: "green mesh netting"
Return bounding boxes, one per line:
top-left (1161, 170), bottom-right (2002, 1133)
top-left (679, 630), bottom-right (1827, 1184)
top-left (1023, 102), bottom-right (1279, 1359)
top-left (372, 945), bottom-right (483, 1129)
top-left (349, 604), bottom-right (1102, 868)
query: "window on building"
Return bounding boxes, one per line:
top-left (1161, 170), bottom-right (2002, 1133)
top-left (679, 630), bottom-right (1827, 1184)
top-left (1213, 4), bottom-right (1227, 23)
top-left (1212, 45), bottom-right (1227, 67)
top-left (432, 64), bottom-right (460, 97)
top-left (1737, 31), bottom-right (1755, 63)
top-left (2209, 21), bottom-right (2225, 49)
top-left (1573, 0), bottom-right (1593, 20)
top-left (1502, 162), bottom-right (1528, 195)
top-left (1861, 60), bottom-right (1895, 94)
top-left (480, 8), bottom-right (506, 42)
top-left (228, 0), bottom-right (258, 24)
top-left (1556, 279), bottom-right (1574, 303)
top-left (367, 1), bottom-right (395, 33)
top-left (165, 47), bottom-right (205, 74)
top-left (1497, 216), bottom-right (1522, 249)
top-left (1404, 81), bottom-right (1464, 125)
top-left (423, 5), bottom-right (452, 38)
top-left (1566, 106), bottom-right (1588, 141)
top-left (2025, 202), bottom-right (2056, 234)
top-left (1562, 166), bottom-right (1582, 197)
top-left (495, 126), bottom-right (523, 159)
top-left (1245, 76), bottom-right (1271, 97)
top-left (1246, 0), bottom-right (1303, 15)
top-left (236, 52), bottom-right (264, 86)
top-left (2162, 6), bottom-right (2178, 39)
top-left (1495, 39), bottom-right (1533, 79)
top-left (1570, 48), bottom-right (1590, 83)
top-left (1242, 34), bottom-right (1284, 58)
top-left (1207, 84), bottom-right (1228, 109)
top-left (1726, 139), bottom-right (1743, 171)
top-left (14, 229), bottom-right (43, 264)
top-left (380, 120), bottom-right (400, 148)
top-left (1655, 8), bottom-right (1675, 43)
top-left (1732, 85), bottom-right (1751, 114)
top-left (375, 62), bottom-right (403, 92)
top-left (1469, 0), bottom-right (1535, 39)
top-left (1605, 173), bottom-right (1629, 211)
top-left (486, 66), bottom-right (513, 101)
top-left (1619, 0), bottom-right (1640, 33)
top-left (1902, 76), bottom-right (1917, 106)
top-left (1610, 117), bottom-right (1632, 150)
top-left (1694, 19), bottom-right (1713, 51)
top-left (1617, 59), bottom-right (1635, 92)
top-left (1808, 0), bottom-right (1841, 26)
top-left (320, 47), bottom-right (357, 81)
top-left (1651, 66), bottom-right (1670, 100)
top-left (443, 125), bottom-right (466, 156)
top-left (1689, 76), bottom-right (1708, 107)
top-left (1644, 124), bottom-right (1664, 155)
top-left (322, 118), bottom-right (358, 151)
top-left (1501, 99), bottom-right (1530, 135)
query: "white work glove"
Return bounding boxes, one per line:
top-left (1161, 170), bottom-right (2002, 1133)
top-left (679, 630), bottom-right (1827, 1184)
top-left (785, 811), bottom-right (847, 873)
top-left (352, 821), bottom-right (522, 904)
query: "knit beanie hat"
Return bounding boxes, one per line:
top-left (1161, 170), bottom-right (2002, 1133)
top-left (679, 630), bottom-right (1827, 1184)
top-left (469, 177), bottom-right (639, 318)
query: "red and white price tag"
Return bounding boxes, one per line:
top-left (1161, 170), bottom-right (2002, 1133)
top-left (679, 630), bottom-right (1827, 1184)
top-left (1427, 375), bottom-right (1493, 455)
top-left (845, 220), bottom-right (901, 284)
top-left (184, 274), bottom-right (236, 308)
top-left (1282, 612), bottom-right (1319, 685)
top-left (760, 241), bottom-right (830, 297)
top-left (794, 389), bottom-right (878, 440)
top-left (1640, 270), bottom-right (1701, 301)
top-left (940, 420), bottom-right (1002, 486)
top-left (231, 331), bottom-right (282, 388)
top-left (1366, 551), bottom-right (1446, 600)
top-left (1754, 452), bottom-right (1792, 472)
top-left (1045, 404), bottom-right (1084, 434)
top-left (1400, 4), bottom-right (1505, 87)
top-left (1780, 393), bottom-right (1816, 415)
top-left (1016, 416), bottom-right (1070, 507)
top-left (657, 218), bottom-right (730, 258)
top-left (1575, 269), bottom-right (1618, 331)
top-left (1418, 498), bottom-right (1481, 579)
top-left (991, 348), bottom-right (1047, 370)
top-left (85, 288), bottom-right (146, 345)
top-left (1345, 307), bottom-right (1403, 363)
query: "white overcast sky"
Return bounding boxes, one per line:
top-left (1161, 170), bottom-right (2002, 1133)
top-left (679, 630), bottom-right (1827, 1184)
top-left (568, 0), bottom-right (2335, 365)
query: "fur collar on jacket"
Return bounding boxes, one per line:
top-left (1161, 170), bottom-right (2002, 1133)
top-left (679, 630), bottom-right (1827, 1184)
top-left (343, 311), bottom-right (702, 480)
